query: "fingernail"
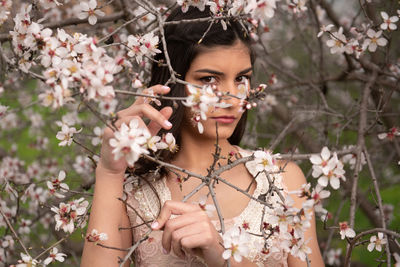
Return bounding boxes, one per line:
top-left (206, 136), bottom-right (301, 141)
top-left (162, 86), bottom-right (170, 91)
top-left (164, 120), bottom-right (172, 128)
top-left (162, 247), bottom-right (168, 254)
top-left (151, 221), bottom-right (159, 229)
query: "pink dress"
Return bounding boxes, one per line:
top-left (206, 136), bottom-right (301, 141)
top-left (126, 147), bottom-right (288, 266)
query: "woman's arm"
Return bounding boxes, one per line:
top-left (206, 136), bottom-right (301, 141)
top-left (80, 164), bottom-right (132, 267)
top-left (81, 84), bottom-right (173, 267)
top-left (281, 161), bottom-right (325, 267)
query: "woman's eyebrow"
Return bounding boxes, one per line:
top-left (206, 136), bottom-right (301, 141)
top-left (194, 67), bottom-right (253, 76)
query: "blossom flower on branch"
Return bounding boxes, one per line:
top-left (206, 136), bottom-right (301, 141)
top-left (56, 124), bottom-right (82, 146)
top-left (0, 0), bottom-right (11, 26)
top-left (76, 0), bottom-right (105, 25)
top-left (367, 232), bottom-right (387, 252)
top-left (51, 198), bottom-right (89, 233)
top-left (193, 195), bottom-right (216, 217)
top-left (126, 32), bottom-right (161, 64)
top-left (378, 127), bottom-right (399, 140)
top-left (317, 24), bottom-right (334, 38)
top-left (16, 253), bottom-right (39, 267)
top-left (43, 247), bottom-right (66, 265)
top-left (380, 11), bottom-right (398, 31)
top-left (326, 27), bottom-right (347, 54)
top-left (310, 147), bottom-right (346, 190)
top-left (47, 170), bottom-right (69, 198)
top-left (86, 229), bottom-right (108, 244)
top-left (253, 150), bottom-right (279, 173)
top-left (326, 248), bottom-right (341, 266)
top-left (362, 29), bottom-right (387, 52)
top-left (339, 221), bottom-right (355, 239)
top-left (222, 226), bottom-right (251, 262)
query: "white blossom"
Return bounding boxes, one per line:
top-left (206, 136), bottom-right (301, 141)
top-left (339, 221), bottom-right (355, 239)
top-left (380, 11), bottom-right (398, 31)
top-left (43, 247), bottom-right (66, 265)
top-left (222, 226), bottom-right (251, 262)
top-left (362, 29), bottom-right (387, 52)
top-left (367, 232), bottom-right (387, 252)
top-left (76, 0), bottom-right (105, 25)
top-left (56, 124), bottom-right (82, 146)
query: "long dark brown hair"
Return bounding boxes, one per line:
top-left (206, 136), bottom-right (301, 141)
top-left (132, 6), bottom-right (255, 179)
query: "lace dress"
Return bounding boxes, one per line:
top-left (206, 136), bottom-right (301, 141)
top-left (126, 147), bottom-right (288, 267)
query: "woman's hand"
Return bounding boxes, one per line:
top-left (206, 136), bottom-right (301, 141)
top-left (98, 85), bottom-right (173, 175)
top-left (151, 200), bottom-right (226, 267)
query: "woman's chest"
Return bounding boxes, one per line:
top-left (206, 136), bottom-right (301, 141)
top-left (165, 163), bottom-right (257, 220)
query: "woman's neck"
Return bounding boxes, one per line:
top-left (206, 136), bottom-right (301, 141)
top-left (170, 130), bottom-right (238, 173)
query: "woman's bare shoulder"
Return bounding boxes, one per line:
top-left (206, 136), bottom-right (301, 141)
top-left (276, 160), bottom-right (307, 191)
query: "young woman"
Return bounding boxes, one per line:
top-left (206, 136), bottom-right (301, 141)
top-left (81, 6), bottom-right (325, 267)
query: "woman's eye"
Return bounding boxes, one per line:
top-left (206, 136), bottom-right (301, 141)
top-left (236, 75), bottom-right (250, 83)
top-left (200, 76), bottom-right (217, 84)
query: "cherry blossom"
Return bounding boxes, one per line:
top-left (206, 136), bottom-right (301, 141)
top-left (177, 0), bottom-right (207, 13)
top-left (326, 27), bottom-right (347, 54)
top-left (156, 133), bottom-right (178, 153)
top-left (39, 0), bottom-right (62, 10)
top-left (339, 221), bottom-right (356, 239)
top-left (362, 29), bottom-right (387, 52)
top-left (43, 247), bottom-right (67, 265)
top-left (341, 145), bottom-right (366, 171)
top-left (47, 170), bottom-right (69, 198)
top-left (367, 232), bottom-right (387, 252)
top-left (0, 0), bottom-right (11, 26)
top-left (0, 104), bottom-right (8, 119)
top-left (310, 147), bottom-right (346, 190)
top-left (76, 0), bottom-right (105, 25)
top-left (86, 229), bottom-right (108, 244)
top-left (326, 248), bottom-right (341, 266)
top-left (109, 119), bottom-right (150, 166)
top-left (126, 32), bottom-right (161, 63)
top-left (378, 127), bottom-right (400, 140)
top-left (91, 126), bottom-right (104, 146)
top-left (16, 253), bottom-right (39, 267)
top-left (222, 226), bottom-right (251, 262)
top-left (290, 238), bottom-right (311, 261)
top-left (193, 195), bottom-right (216, 217)
top-left (253, 150), bottom-right (279, 173)
top-left (51, 198), bottom-right (89, 233)
top-left (56, 124), bottom-right (82, 146)
top-left (380, 11), bottom-right (398, 31)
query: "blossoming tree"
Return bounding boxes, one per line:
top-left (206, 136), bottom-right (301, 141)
top-left (0, 0), bottom-right (399, 266)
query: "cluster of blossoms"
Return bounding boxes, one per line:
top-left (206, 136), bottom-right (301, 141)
top-left (50, 198), bottom-right (89, 233)
top-left (109, 119), bottom-right (177, 166)
top-left (319, 10), bottom-right (399, 57)
top-left (176, 0), bottom-right (304, 24)
top-left (310, 147), bottom-right (346, 190)
top-left (10, 5), bottom-right (127, 110)
top-left (182, 84), bottom-right (235, 133)
top-left (126, 32), bottom-right (161, 64)
top-left (222, 150), bottom-right (319, 262)
top-left (0, 0), bottom-right (11, 26)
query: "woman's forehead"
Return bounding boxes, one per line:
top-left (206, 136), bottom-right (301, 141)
top-left (190, 42), bottom-right (252, 70)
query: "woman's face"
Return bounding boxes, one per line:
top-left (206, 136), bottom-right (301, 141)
top-left (183, 40), bottom-right (252, 141)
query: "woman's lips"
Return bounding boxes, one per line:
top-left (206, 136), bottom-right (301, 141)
top-left (210, 116), bottom-right (236, 124)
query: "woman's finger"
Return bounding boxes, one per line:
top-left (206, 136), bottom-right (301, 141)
top-left (161, 211), bottom-right (207, 252)
top-left (147, 106), bottom-right (173, 135)
top-left (170, 221), bottom-right (210, 259)
top-left (151, 200), bottom-right (200, 230)
top-left (118, 103), bottom-right (172, 131)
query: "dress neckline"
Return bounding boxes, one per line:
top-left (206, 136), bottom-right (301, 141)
top-left (161, 146), bottom-right (261, 223)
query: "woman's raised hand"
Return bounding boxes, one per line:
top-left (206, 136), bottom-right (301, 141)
top-left (151, 200), bottom-right (226, 267)
top-left (98, 85), bottom-right (173, 175)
